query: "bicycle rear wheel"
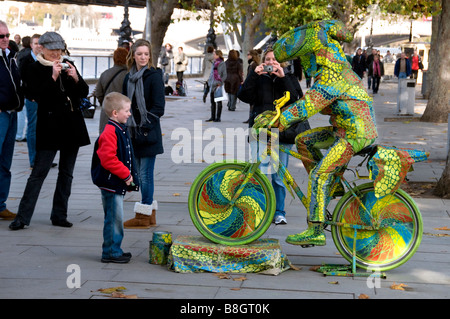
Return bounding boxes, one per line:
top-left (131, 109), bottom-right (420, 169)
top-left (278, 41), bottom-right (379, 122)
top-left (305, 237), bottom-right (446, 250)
top-left (331, 183), bottom-right (423, 271)
top-left (188, 161), bottom-right (276, 245)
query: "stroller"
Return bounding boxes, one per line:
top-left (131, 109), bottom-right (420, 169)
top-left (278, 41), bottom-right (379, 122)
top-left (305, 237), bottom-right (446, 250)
top-left (174, 81), bottom-right (186, 96)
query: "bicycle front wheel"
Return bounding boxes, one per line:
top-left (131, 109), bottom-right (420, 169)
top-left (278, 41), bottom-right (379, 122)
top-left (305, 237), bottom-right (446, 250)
top-left (331, 183), bottom-right (423, 271)
top-left (188, 161), bottom-right (276, 245)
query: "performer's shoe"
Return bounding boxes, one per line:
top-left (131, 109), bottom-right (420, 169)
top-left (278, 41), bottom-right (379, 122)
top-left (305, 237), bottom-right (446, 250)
top-left (286, 223), bottom-right (326, 246)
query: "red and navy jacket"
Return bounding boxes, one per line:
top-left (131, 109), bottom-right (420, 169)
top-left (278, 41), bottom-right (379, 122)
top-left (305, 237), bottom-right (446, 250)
top-left (91, 119), bottom-right (139, 195)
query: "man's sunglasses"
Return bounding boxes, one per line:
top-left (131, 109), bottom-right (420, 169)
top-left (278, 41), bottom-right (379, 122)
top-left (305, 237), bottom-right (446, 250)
top-left (0, 33), bottom-right (11, 39)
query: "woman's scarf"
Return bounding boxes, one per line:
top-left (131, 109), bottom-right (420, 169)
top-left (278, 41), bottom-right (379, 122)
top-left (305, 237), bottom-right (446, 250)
top-left (126, 64), bottom-right (149, 128)
top-left (373, 60), bottom-right (380, 77)
top-left (36, 53), bottom-right (63, 67)
top-left (213, 58), bottom-right (223, 82)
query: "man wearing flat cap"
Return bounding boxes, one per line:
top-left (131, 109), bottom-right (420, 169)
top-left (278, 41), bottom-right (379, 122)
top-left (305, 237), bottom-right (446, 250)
top-left (10, 31), bottom-right (91, 231)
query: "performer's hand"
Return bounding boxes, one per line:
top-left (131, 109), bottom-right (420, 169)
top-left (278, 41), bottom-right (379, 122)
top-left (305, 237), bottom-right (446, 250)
top-left (253, 110), bottom-right (278, 130)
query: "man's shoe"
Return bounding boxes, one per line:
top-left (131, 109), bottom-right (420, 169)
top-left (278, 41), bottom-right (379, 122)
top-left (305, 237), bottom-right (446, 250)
top-left (9, 219), bottom-right (26, 231)
top-left (101, 255), bottom-right (130, 263)
top-left (51, 220), bottom-right (73, 228)
top-left (273, 215), bottom-right (287, 225)
top-left (123, 252), bottom-right (132, 258)
top-left (0, 208), bottom-right (16, 220)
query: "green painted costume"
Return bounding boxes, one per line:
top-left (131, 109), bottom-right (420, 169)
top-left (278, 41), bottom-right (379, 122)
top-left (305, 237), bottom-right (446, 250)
top-left (254, 20), bottom-right (378, 246)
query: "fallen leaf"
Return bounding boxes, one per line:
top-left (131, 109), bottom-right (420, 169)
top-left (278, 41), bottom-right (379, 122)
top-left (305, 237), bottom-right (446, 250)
top-left (358, 294), bottom-right (370, 299)
top-left (390, 282), bottom-right (408, 291)
top-left (172, 193), bottom-right (181, 196)
top-left (97, 286), bottom-right (127, 294)
top-left (233, 276), bottom-right (247, 282)
top-left (424, 232), bottom-right (450, 237)
top-left (214, 273), bottom-right (231, 280)
top-left (328, 281), bottom-right (339, 285)
top-left (309, 265), bottom-right (321, 272)
top-left (111, 291), bottom-right (138, 299)
top-left (434, 226), bottom-right (450, 231)
top-left (230, 288), bottom-right (241, 291)
top-left (289, 264), bottom-right (302, 271)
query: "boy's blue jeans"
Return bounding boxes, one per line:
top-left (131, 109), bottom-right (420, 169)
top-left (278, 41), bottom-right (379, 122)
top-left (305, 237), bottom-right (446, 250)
top-left (101, 190), bottom-right (125, 258)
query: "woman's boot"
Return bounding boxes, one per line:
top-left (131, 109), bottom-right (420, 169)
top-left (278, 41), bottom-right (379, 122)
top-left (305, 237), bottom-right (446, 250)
top-left (124, 201), bottom-right (157, 229)
top-left (214, 102), bottom-right (222, 122)
top-left (206, 104), bottom-right (216, 122)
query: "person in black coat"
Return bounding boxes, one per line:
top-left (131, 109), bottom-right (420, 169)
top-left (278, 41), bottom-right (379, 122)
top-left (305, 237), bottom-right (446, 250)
top-left (17, 33), bottom-right (42, 167)
top-left (0, 20), bottom-right (24, 221)
top-left (238, 47), bottom-right (310, 225)
top-left (122, 39), bottom-right (165, 229)
top-left (352, 48), bottom-right (366, 80)
top-left (10, 32), bottom-right (90, 230)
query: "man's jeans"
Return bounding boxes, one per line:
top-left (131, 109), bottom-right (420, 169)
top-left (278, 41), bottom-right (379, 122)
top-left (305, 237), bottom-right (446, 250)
top-left (0, 111), bottom-right (17, 211)
top-left (15, 106), bottom-right (27, 140)
top-left (101, 190), bottom-right (125, 258)
top-left (25, 99), bottom-right (38, 167)
top-left (15, 147), bottom-right (79, 225)
top-left (250, 140), bottom-right (290, 218)
top-left (135, 155), bottom-right (156, 205)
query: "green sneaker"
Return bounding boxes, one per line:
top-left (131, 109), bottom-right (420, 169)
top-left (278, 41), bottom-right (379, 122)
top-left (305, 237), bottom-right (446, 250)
top-left (286, 223), bottom-right (326, 246)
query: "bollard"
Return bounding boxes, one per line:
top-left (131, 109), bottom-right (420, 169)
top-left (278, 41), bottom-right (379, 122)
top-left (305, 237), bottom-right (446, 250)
top-left (406, 80), bottom-right (416, 115)
top-left (397, 79), bottom-right (416, 115)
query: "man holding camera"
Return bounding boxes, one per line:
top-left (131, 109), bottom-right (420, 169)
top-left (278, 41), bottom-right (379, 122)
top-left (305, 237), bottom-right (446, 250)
top-left (238, 47), bottom-right (310, 225)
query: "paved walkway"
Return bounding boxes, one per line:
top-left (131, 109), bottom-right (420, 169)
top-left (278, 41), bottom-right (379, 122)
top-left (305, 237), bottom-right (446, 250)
top-left (1, 77), bottom-right (449, 303)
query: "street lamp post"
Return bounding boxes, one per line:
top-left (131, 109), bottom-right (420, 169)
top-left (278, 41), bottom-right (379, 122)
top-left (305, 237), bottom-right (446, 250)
top-left (118, 0), bottom-right (133, 47)
top-left (205, 7), bottom-right (217, 52)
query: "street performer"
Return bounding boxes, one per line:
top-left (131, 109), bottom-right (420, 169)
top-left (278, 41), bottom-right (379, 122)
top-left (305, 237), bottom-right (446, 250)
top-left (253, 20), bottom-right (378, 246)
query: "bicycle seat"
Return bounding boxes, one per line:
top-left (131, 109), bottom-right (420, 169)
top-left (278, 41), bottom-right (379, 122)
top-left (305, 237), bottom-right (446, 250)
top-left (354, 144), bottom-right (378, 157)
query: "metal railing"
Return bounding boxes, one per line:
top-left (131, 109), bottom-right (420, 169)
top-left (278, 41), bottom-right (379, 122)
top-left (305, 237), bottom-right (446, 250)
top-left (70, 54), bottom-right (205, 80)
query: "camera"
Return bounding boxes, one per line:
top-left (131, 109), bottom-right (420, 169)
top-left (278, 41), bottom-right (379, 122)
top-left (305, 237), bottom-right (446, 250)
top-left (263, 65), bottom-right (273, 73)
top-left (61, 63), bottom-right (70, 70)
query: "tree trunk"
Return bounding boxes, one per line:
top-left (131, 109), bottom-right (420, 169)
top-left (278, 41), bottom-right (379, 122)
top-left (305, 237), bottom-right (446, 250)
top-left (434, 147), bottom-right (450, 198)
top-left (423, 8), bottom-right (440, 99)
top-left (421, 0), bottom-right (450, 123)
top-left (426, 0), bottom-right (450, 198)
top-left (147, 0), bottom-right (178, 66)
top-left (240, 0), bottom-right (268, 77)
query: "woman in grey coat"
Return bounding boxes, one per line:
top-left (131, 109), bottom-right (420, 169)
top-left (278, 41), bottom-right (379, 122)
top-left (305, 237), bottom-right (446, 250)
top-left (95, 47), bottom-right (128, 133)
top-left (206, 49), bottom-right (227, 122)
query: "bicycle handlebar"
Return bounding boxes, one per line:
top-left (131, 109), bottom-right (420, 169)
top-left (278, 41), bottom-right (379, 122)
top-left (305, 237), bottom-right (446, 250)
top-left (268, 91), bottom-right (290, 129)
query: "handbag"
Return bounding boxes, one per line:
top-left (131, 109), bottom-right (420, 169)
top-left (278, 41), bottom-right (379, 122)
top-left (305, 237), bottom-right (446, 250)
top-left (214, 86), bottom-right (228, 102)
top-left (280, 120), bottom-right (311, 144)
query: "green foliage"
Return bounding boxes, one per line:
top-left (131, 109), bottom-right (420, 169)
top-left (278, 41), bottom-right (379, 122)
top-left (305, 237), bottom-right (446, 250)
top-left (264, 0), bottom-right (331, 35)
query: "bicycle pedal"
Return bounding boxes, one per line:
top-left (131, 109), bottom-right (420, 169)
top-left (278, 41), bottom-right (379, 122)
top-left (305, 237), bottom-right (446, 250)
top-left (301, 244), bottom-right (315, 248)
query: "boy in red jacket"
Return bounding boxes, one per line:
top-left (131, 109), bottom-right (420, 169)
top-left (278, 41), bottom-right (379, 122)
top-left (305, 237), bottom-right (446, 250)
top-left (91, 92), bottom-right (139, 263)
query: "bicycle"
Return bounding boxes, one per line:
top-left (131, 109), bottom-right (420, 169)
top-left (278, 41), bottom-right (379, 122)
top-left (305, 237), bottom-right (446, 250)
top-left (188, 92), bottom-right (428, 275)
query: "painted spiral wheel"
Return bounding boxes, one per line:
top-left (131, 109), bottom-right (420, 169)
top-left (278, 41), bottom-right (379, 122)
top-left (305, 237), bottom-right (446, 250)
top-left (332, 183), bottom-right (423, 271)
top-left (188, 161), bottom-right (276, 245)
